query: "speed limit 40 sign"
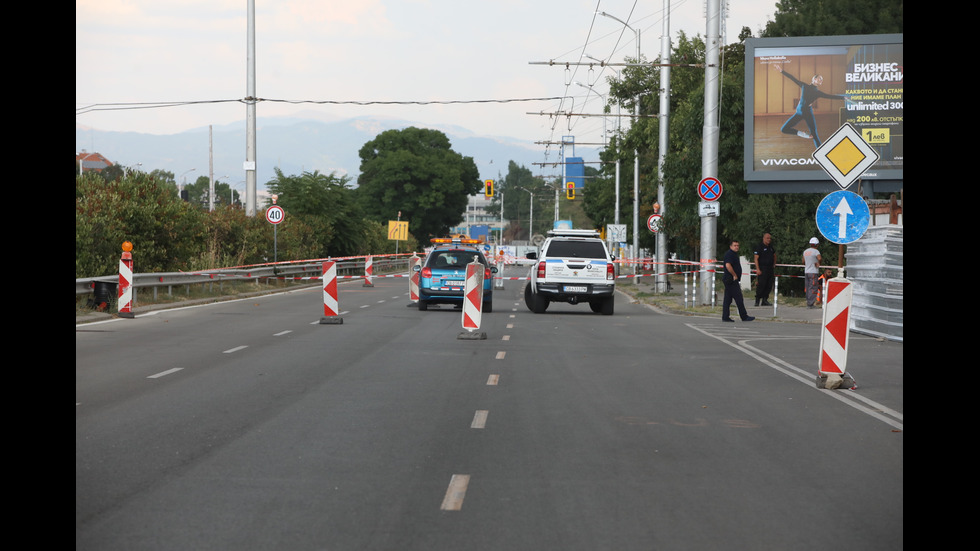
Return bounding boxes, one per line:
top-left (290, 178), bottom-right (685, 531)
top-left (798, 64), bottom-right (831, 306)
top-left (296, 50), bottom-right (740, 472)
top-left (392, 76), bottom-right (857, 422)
top-left (266, 205), bottom-right (284, 225)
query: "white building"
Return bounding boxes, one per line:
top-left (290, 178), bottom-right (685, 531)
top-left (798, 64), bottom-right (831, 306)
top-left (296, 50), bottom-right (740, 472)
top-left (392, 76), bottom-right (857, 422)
top-left (450, 194), bottom-right (506, 244)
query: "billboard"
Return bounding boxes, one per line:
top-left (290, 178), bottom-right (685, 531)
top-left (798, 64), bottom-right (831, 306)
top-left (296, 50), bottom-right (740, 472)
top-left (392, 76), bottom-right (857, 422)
top-left (744, 34), bottom-right (903, 193)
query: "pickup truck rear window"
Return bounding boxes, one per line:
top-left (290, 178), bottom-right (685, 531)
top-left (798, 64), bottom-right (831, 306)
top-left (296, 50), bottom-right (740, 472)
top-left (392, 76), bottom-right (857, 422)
top-left (544, 241), bottom-right (607, 258)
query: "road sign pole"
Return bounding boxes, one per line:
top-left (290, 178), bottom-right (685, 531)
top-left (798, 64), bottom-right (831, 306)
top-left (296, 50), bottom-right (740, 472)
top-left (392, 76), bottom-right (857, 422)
top-left (266, 204), bottom-right (285, 264)
top-left (697, 177), bottom-right (722, 306)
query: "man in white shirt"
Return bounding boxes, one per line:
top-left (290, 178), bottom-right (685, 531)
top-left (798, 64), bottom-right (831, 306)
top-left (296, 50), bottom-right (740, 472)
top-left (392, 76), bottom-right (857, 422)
top-left (803, 237), bottom-right (823, 309)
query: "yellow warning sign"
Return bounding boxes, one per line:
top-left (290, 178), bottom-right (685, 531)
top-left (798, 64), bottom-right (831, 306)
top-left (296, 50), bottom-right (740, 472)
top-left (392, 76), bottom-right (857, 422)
top-left (388, 220), bottom-right (409, 241)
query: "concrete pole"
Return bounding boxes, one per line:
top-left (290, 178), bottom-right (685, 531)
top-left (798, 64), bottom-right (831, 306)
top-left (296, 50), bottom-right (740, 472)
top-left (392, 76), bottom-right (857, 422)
top-left (209, 125), bottom-right (215, 212)
top-left (632, 29), bottom-right (640, 272)
top-left (656, 1), bottom-right (671, 293)
top-left (245, 0), bottom-right (257, 217)
top-left (700, 0), bottom-right (721, 305)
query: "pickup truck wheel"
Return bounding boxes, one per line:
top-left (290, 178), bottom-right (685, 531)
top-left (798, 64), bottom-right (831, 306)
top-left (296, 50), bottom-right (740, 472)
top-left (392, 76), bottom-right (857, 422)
top-left (418, 299), bottom-right (428, 311)
top-left (600, 296), bottom-right (614, 315)
top-left (524, 283), bottom-right (548, 313)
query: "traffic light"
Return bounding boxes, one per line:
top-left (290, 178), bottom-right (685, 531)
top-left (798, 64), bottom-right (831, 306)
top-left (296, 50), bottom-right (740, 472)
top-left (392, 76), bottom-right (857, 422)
top-left (566, 181), bottom-right (576, 200)
top-left (485, 179), bottom-right (494, 198)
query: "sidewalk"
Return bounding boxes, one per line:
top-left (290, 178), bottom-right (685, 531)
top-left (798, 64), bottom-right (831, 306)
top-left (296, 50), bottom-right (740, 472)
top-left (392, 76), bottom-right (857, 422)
top-left (621, 277), bottom-right (825, 324)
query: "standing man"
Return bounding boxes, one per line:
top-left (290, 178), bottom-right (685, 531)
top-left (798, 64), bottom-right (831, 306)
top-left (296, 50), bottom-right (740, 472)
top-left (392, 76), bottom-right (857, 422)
top-left (803, 237), bottom-right (823, 309)
top-left (721, 240), bottom-right (755, 323)
top-left (753, 233), bottom-right (777, 307)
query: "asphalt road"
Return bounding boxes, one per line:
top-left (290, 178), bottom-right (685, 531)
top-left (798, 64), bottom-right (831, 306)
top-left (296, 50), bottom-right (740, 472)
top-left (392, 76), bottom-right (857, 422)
top-left (76, 271), bottom-right (903, 551)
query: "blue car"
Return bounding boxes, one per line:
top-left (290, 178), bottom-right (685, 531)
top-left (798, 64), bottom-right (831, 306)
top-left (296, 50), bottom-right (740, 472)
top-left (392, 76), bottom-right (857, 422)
top-left (415, 239), bottom-right (497, 312)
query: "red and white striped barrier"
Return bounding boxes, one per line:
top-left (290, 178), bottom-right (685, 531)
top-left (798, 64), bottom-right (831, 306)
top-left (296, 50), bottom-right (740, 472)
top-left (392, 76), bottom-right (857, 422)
top-left (118, 241), bottom-right (135, 318)
top-left (319, 261), bottom-right (343, 324)
top-left (363, 255), bottom-right (374, 287)
top-left (409, 254), bottom-right (420, 303)
top-left (818, 277), bottom-right (853, 384)
top-left (458, 261), bottom-right (486, 339)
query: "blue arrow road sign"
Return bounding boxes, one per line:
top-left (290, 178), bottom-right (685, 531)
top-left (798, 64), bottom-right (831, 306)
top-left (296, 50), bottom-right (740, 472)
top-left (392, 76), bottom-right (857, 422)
top-left (816, 190), bottom-right (870, 244)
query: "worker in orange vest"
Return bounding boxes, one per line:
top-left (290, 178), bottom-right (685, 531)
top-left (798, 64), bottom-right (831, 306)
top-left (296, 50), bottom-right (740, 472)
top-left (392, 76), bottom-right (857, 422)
top-left (816, 268), bottom-right (833, 306)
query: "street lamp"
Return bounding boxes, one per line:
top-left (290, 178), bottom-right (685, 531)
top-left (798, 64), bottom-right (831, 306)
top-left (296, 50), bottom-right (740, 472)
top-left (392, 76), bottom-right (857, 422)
top-left (585, 54), bottom-right (623, 226)
top-left (519, 187), bottom-right (534, 242)
top-left (233, 181), bottom-right (246, 207)
top-left (574, 81), bottom-right (608, 147)
top-left (598, 11), bottom-right (641, 269)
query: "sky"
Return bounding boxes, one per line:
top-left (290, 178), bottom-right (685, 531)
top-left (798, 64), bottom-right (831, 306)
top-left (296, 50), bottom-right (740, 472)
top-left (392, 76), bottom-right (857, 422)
top-left (76, 0), bottom-right (779, 163)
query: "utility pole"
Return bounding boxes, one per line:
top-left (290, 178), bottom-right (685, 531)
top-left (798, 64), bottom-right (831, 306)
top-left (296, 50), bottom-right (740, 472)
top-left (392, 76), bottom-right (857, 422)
top-left (245, 0), bottom-right (257, 217)
top-left (656, 1), bottom-right (671, 293)
top-left (209, 125), bottom-right (215, 212)
top-left (700, 0), bottom-right (721, 305)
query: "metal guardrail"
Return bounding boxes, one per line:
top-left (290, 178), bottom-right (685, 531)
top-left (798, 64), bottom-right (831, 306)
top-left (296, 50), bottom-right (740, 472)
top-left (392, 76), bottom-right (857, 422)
top-left (76, 258), bottom-right (411, 300)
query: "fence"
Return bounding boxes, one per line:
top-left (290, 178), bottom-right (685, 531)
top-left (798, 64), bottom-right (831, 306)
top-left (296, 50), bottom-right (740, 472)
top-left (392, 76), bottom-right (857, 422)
top-left (76, 257), bottom-right (411, 307)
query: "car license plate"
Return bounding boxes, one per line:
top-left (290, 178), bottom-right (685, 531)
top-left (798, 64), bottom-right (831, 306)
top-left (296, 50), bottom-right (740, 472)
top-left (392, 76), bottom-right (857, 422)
top-left (564, 285), bottom-right (588, 293)
top-left (445, 280), bottom-right (464, 287)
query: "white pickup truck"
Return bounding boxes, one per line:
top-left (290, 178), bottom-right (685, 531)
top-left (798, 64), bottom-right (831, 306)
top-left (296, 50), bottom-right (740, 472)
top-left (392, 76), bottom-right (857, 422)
top-left (523, 229), bottom-right (616, 315)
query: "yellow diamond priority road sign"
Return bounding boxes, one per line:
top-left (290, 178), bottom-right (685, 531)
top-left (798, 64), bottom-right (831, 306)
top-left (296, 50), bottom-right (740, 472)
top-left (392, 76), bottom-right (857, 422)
top-left (811, 123), bottom-right (880, 190)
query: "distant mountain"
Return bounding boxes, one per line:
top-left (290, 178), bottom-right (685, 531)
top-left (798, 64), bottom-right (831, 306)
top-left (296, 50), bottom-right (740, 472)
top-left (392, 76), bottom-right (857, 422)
top-left (75, 116), bottom-right (598, 193)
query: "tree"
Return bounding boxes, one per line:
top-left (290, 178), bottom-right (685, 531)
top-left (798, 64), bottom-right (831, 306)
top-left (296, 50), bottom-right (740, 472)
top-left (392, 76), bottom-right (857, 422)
top-left (76, 171), bottom-right (205, 277)
top-left (762, 0), bottom-right (903, 37)
top-left (190, 205), bottom-right (271, 270)
top-left (356, 127), bottom-right (482, 240)
top-left (148, 169), bottom-right (177, 189)
top-left (183, 175), bottom-right (239, 209)
top-left (265, 168), bottom-right (364, 257)
top-left (485, 161), bottom-right (547, 240)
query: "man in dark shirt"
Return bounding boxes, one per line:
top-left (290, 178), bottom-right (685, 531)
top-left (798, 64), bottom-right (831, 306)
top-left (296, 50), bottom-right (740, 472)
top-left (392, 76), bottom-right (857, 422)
top-left (722, 240), bottom-right (755, 323)
top-left (753, 233), bottom-right (777, 307)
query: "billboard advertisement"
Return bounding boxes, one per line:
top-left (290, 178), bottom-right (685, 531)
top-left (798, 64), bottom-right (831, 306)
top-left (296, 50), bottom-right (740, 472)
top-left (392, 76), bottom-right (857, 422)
top-left (744, 34), bottom-right (903, 193)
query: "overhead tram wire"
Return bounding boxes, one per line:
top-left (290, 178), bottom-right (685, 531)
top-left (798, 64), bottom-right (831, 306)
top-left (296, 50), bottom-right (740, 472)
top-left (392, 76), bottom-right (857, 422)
top-left (76, 96), bottom-right (567, 115)
top-left (75, 99), bottom-right (243, 115)
top-left (531, 0), bottom-right (705, 177)
top-left (535, 2), bottom-right (644, 171)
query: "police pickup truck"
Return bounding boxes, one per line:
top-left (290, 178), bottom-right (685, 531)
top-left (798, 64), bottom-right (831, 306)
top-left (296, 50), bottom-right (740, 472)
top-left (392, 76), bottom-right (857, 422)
top-left (523, 229), bottom-right (616, 315)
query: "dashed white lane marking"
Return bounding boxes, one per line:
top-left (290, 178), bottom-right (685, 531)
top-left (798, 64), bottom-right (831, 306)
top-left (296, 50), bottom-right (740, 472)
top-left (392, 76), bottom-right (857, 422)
top-left (487, 374), bottom-right (499, 385)
top-left (495, 351), bottom-right (506, 360)
top-left (471, 410), bottom-right (489, 429)
top-left (148, 368), bottom-right (183, 379)
top-left (440, 474), bottom-right (471, 511)
top-left (223, 345), bottom-right (248, 354)
top-left (502, 335), bottom-right (510, 341)
top-left (274, 330), bottom-right (292, 336)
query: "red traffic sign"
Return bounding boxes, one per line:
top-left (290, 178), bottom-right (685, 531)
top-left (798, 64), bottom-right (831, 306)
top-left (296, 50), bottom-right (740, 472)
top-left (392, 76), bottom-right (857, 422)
top-left (647, 213), bottom-right (662, 233)
top-left (819, 278), bottom-right (853, 375)
top-left (698, 177), bottom-right (723, 202)
top-left (266, 205), bottom-right (285, 225)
